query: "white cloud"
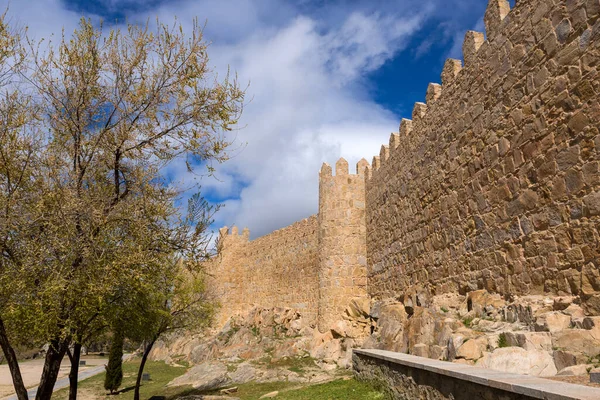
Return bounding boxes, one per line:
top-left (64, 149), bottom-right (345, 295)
top-left (191, 12), bottom-right (421, 238)
top-left (0, 0), bottom-right (441, 240)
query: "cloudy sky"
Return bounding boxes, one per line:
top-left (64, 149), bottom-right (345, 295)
top-left (1, 0), bottom-right (515, 239)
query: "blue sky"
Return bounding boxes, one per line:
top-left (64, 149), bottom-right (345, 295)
top-left (1, 0), bottom-right (515, 239)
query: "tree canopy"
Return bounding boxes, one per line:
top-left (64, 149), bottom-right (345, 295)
top-left (0, 14), bottom-right (244, 400)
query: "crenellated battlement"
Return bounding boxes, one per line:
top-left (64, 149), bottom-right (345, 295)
top-left (218, 225), bottom-right (250, 243)
top-left (365, 0), bottom-right (519, 185)
top-left (320, 157), bottom-right (371, 177)
top-left (209, 0), bottom-right (600, 329)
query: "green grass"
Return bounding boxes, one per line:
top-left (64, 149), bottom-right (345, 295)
top-left (203, 378), bottom-right (386, 400)
top-left (462, 316), bottom-right (474, 328)
top-left (53, 359), bottom-right (189, 400)
top-left (253, 355), bottom-right (317, 374)
top-left (274, 379), bottom-right (385, 400)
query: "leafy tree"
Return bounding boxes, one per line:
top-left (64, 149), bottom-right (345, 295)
top-left (104, 329), bottom-right (124, 394)
top-left (0, 15), bottom-right (244, 400)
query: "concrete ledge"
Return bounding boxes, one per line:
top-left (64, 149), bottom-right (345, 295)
top-left (354, 349), bottom-right (600, 400)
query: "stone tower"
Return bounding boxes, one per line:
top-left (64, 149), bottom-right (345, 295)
top-left (317, 157), bottom-right (369, 333)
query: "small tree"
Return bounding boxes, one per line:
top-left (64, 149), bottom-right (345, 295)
top-left (129, 193), bottom-right (218, 400)
top-left (104, 329), bottom-right (124, 394)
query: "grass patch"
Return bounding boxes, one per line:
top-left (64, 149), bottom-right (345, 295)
top-left (250, 354), bottom-right (316, 375)
top-left (462, 316), bottom-right (474, 328)
top-left (270, 356), bottom-right (316, 375)
top-left (202, 378), bottom-right (385, 400)
top-left (53, 359), bottom-right (188, 400)
top-left (440, 307), bottom-right (448, 313)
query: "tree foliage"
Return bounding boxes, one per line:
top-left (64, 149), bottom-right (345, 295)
top-left (0, 14), bottom-right (244, 400)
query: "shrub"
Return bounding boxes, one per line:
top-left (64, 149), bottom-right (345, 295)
top-left (104, 330), bottom-right (124, 394)
top-left (497, 333), bottom-right (508, 348)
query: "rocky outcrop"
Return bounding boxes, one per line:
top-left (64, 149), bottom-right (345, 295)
top-left (476, 348), bottom-right (557, 377)
top-left (154, 290), bottom-right (600, 385)
top-left (358, 290), bottom-right (600, 379)
top-left (151, 305), bottom-right (367, 390)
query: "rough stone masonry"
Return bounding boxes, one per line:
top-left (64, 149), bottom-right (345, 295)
top-left (208, 0), bottom-right (600, 333)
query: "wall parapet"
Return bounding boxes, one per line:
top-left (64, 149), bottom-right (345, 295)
top-left (354, 349), bottom-right (600, 400)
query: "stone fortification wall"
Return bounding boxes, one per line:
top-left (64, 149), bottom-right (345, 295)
top-left (210, 0), bottom-right (600, 330)
top-left (209, 217), bottom-right (319, 327)
top-left (365, 0), bottom-right (600, 308)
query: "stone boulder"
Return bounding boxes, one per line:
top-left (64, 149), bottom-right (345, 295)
top-left (562, 304), bottom-right (585, 318)
top-left (447, 332), bottom-right (477, 362)
top-left (466, 290), bottom-right (505, 317)
top-left (405, 307), bottom-right (438, 354)
top-left (377, 303), bottom-right (408, 352)
top-left (430, 345), bottom-right (447, 360)
top-left (476, 347), bottom-right (557, 377)
top-left (504, 295), bottom-right (553, 326)
top-left (552, 350), bottom-right (586, 371)
top-left (345, 297), bottom-right (370, 320)
top-left (582, 316), bottom-right (600, 331)
top-left (330, 319), bottom-right (367, 339)
top-left (228, 362), bottom-right (258, 384)
top-left (503, 331), bottom-right (552, 351)
top-left (412, 343), bottom-right (429, 358)
top-left (168, 362), bottom-right (230, 391)
top-left (455, 337), bottom-right (488, 361)
top-left (534, 312), bottom-right (571, 332)
top-left (431, 293), bottom-right (465, 314)
top-left (553, 296), bottom-right (576, 311)
top-left (552, 329), bottom-right (600, 357)
top-left (557, 364), bottom-right (592, 376)
top-left (309, 331), bottom-right (342, 362)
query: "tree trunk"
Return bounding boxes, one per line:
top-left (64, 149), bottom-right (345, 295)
top-left (133, 336), bottom-right (157, 400)
top-left (0, 317), bottom-right (28, 400)
top-left (67, 342), bottom-right (82, 400)
top-left (35, 338), bottom-right (68, 400)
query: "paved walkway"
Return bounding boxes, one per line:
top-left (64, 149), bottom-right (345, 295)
top-left (3, 364), bottom-right (105, 400)
top-left (0, 356), bottom-right (113, 400)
